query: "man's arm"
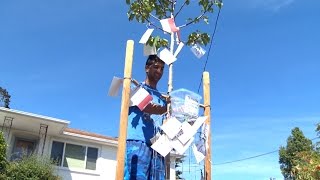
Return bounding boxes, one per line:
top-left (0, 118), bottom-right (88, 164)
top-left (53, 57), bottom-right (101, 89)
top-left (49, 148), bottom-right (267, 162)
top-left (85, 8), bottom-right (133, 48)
top-left (143, 102), bottom-right (167, 115)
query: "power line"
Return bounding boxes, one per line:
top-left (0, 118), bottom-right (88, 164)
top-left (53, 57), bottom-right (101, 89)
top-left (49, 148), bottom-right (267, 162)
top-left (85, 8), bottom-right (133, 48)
top-left (213, 150), bottom-right (278, 166)
top-left (212, 137), bottom-right (320, 166)
top-left (197, 7), bottom-right (221, 93)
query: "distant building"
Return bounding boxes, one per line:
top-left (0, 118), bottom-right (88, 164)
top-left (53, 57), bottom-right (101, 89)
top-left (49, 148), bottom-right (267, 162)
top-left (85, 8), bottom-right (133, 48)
top-left (0, 107), bottom-right (177, 180)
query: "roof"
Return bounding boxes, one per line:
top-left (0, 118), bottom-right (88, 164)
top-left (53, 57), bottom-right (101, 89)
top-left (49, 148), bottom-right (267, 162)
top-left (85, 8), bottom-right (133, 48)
top-left (64, 128), bottom-right (117, 141)
top-left (0, 107), bottom-right (70, 124)
top-left (0, 107), bottom-right (118, 146)
top-left (0, 107), bottom-right (69, 135)
top-left (63, 127), bottom-right (118, 146)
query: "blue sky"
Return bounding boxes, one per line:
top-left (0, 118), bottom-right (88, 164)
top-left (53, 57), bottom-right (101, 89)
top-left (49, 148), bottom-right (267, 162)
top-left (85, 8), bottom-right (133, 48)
top-left (1, 0), bottom-right (320, 179)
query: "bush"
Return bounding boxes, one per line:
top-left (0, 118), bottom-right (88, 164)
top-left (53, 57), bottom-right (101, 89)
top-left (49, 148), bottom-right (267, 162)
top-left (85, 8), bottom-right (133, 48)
top-left (0, 132), bottom-right (60, 179)
top-left (0, 132), bottom-right (8, 173)
top-left (4, 155), bottom-right (60, 180)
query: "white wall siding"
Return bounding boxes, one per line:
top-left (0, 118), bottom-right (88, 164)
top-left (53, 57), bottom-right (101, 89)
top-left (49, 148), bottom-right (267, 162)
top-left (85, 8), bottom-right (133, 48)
top-left (96, 145), bottom-right (117, 179)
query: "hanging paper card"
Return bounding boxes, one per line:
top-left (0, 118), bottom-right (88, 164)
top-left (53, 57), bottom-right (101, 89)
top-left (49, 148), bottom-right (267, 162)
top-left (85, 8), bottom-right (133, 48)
top-left (192, 144), bottom-right (205, 164)
top-left (173, 42), bottom-right (184, 58)
top-left (151, 134), bottom-right (173, 157)
top-left (171, 137), bottom-right (194, 155)
top-left (159, 48), bottom-right (177, 65)
top-left (177, 121), bottom-right (197, 145)
top-left (139, 28), bottom-right (154, 44)
top-left (200, 124), bottom-right (210, 151)
top-left (192, 116), bottom-right (207, 132)
top-left (191, 44), bottom-right (206, 59)
top-left (201, 123), bottom-right (210, 140)
top-left (160, 18), bottom-right (179, 33)
top-left (108, 76), bottom-right (123, 97)
top-left (196, 140), bottom-right (206, 155)
top-left (130, 87), bottom-right (153, 111)
top-left (160, 117), bottom-right (182, 139)
top-left (143, 45), bottom-right (157, 56)
top-left (175, 29), bottom-right (181, 44)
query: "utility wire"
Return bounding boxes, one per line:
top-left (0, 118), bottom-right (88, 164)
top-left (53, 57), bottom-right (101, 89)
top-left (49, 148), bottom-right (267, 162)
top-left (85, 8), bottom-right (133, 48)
top-left (212, 137), bottom-right (319, 166)
top-left (197, 7), bottom-right (221, 93)
top-left (213, 150), bottom-right (278, 166)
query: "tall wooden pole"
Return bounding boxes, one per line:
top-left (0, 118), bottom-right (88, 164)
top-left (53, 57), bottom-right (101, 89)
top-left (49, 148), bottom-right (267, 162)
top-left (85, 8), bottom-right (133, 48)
top-left (115, 40), bottom-right (134, 180)
top-left (203, 71), bottom-right (211, 180)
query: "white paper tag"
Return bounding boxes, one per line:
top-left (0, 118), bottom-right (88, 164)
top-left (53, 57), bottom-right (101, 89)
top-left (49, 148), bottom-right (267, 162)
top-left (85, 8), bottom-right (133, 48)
top-left (177, 121), bottom-right (196, 145)
top-left (192, 144), bottom-right (205, 164)
top-left (191, 44), bottom-right (206, 59)
top-left (171, 136), bottom-right (194, 155)
top-left (173, 42), bottom-right (184, 58)
top-left (139, 28), bottom-right (154, 44)
top-left (143, 44), bottom-right (157, 56)
top-left (160, 117), bottom-right (182, 139)
top-left (159, 48), bottom-right (177, 65)
top-left (192, 116), bottom-right (207, 132)
top-left (151, 134), bottom-right (173, 157)
top-left (160, 18), bottom-right (178, 33)
top-left (129, 87), bottom-right (153, 111)
top-left (108, 76), bottom-right (123, 97)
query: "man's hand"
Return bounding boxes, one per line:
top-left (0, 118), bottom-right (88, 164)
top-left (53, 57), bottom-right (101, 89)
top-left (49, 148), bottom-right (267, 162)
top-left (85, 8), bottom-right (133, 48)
top-left (143, 102), bottom-right (167, 115)
top-left (161, 94), bottom-right (171, 104)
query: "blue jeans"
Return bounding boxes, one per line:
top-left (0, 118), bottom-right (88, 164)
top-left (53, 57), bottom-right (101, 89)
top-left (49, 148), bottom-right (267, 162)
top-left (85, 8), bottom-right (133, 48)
top-left (124, 140), bottom-right (165, 180)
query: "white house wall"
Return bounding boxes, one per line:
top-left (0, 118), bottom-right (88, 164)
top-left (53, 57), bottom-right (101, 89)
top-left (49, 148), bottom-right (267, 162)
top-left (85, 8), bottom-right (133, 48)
top-left (48, 136), bottom-right (117, 180)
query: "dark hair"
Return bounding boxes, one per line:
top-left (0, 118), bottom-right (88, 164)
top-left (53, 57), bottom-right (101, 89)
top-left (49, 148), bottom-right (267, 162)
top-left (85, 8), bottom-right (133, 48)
top-left (145, 55), bottom-right (164, 66)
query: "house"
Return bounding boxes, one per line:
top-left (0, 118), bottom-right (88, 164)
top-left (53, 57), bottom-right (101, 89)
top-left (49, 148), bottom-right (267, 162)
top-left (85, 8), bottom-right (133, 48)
top-left (0, 107), bottom-right (177, 180)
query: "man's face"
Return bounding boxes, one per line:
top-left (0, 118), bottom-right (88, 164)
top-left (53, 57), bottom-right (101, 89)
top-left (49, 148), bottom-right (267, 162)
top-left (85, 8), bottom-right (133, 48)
top-left (146, 61), bottom-right (165, 82)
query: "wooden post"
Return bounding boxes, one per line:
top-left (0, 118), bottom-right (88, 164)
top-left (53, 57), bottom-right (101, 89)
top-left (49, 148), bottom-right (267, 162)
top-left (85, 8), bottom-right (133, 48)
top-left (203, 71), bottom-right (211, 180)
top-left (115, 40), bottom-right (134, 180)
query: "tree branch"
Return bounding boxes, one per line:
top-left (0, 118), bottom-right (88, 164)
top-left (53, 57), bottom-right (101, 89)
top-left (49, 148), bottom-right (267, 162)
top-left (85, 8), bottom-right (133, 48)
top-left (157, 0), bottom-right (168, 18)
top-left (174, 0), bottom-right (187, 19)
top-left (178, 3), bottom-right (214, 29)
top-left (149, 13), bottom-right (160, 21)
top-left (136, 2), bottom-right (170, 34)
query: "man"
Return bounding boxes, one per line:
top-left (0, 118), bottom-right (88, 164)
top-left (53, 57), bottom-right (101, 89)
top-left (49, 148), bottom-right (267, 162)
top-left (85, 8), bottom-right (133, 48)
top-left (124, 55), bottom-right (167, 180)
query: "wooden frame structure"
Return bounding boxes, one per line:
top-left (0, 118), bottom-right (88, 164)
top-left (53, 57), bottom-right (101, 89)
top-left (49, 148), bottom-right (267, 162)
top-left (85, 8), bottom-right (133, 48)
top-left (115, 40), bottom-right (212, 180)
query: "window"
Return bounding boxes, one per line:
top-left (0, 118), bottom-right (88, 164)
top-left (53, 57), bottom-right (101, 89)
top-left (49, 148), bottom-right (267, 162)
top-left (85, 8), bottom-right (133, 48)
top-left (50, 141), bottom-right (98, 170)
top-left (11, 138), bottom-right (35, 161)
top-left (86, 147), bottom-right (98, 170)
top-left (51, 141), bottom-right (64, 166)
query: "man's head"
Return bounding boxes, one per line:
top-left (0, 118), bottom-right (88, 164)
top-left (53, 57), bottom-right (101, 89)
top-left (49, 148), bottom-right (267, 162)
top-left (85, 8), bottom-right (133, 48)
top-left (145, 55), bottom-right (165, 86)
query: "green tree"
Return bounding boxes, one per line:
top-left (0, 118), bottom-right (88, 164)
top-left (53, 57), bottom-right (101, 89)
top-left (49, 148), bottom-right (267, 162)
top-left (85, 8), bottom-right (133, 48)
top-left (175, 157), bottom-right (183, 179)
top-left (279, 127), bottom-right (314, 180)
top-left (125, 0), bottom-right (223, 92)
top-left (0, 87), bottom-right (11, 108)
top-left (125, 0), bottom-right (222, 49)
top-left (316, 123), bottom-right (320, 151)
top-left (292, 151), bottom-right (320, 180)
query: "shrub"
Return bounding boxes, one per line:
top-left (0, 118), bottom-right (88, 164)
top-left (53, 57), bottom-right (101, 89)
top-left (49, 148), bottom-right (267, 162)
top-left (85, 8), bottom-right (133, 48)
top-left (0, 132), bottom-right (8, 173)
top-left (5, 155), bottom-right (60, 180)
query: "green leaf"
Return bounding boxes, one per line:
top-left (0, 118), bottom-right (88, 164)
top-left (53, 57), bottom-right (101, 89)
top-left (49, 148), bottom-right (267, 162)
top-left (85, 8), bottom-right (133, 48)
top-left (127, 13), bottom-right (134, 21)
